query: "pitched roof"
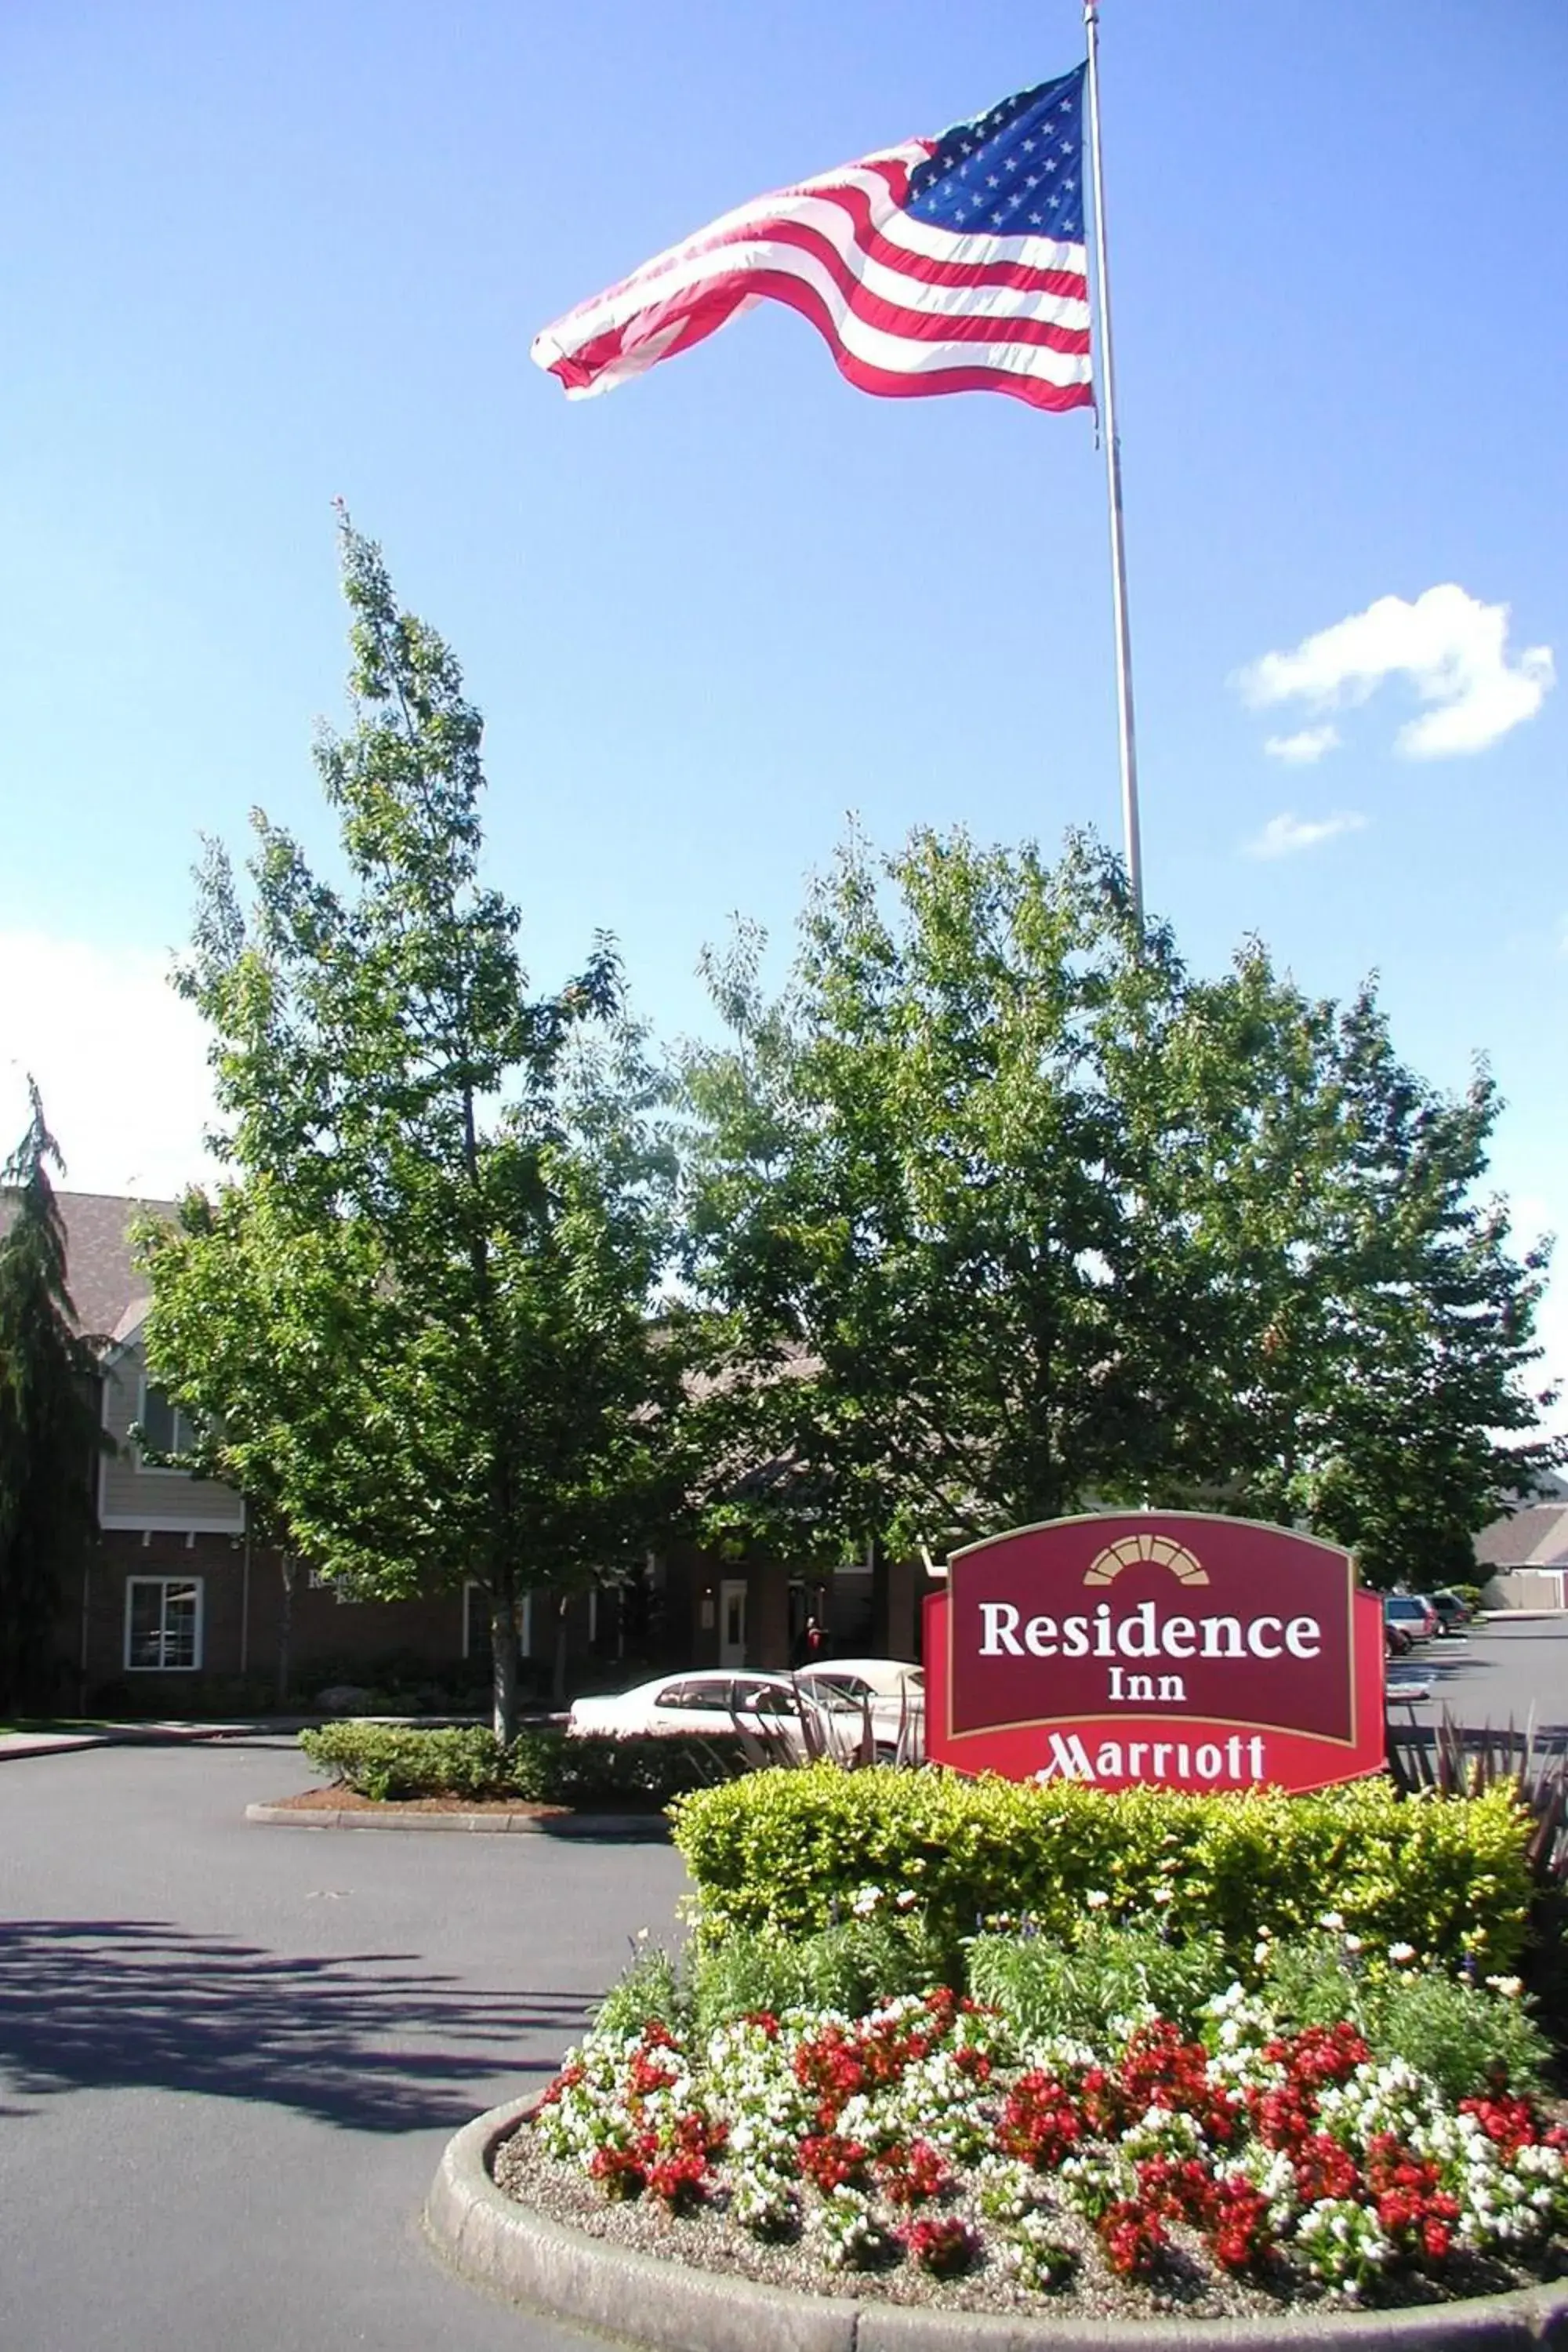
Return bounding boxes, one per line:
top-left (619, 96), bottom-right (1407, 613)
top-left (0, 1189), bottom-right (175, 1344)
top-left (1474, 1502), bottom-right (1568, 1572)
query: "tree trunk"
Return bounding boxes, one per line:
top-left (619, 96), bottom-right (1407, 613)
top-left (275, 1555), bottom-right (296, 1707)
top-left (551, 1594), bottom-right (572, 1708)
top-left (869, 1532), bottom-right (890, 1657)
top-left (490, 1580), bottom-right (520, 1746)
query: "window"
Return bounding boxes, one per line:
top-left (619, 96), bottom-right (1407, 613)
top-left (652, 1679), bottom-right (723, 1712)
top-left (138, 1383), bottom-right (196, 1465)
top-left (125, 1577), bottom-right (203, 1671)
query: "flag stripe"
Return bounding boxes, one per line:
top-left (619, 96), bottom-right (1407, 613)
top-left (531, 77), bottom-right (1094, 411)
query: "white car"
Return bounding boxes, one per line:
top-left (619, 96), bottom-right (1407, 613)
top-left (566, 1668), bottom-right (856, 1750)
top-left (795, 1657), bottom-right (926, 1754)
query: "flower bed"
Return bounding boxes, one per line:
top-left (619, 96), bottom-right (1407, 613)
top-left (499, 1979), bottom-right (1568, 2318)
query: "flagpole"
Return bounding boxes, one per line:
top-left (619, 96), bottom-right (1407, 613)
top-left (1082, 0), bottom-right (1144, 937)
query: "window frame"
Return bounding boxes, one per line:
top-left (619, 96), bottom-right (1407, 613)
top-left (135, 1377), bottom-right (199, 1476)
top-left (124, 1575), bottom-right (205, 1673)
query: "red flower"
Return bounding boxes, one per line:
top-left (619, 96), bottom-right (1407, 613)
top-left (799, 2132), bottom-right (871, 2194)
top-left (1458, 2089), bottom-right (1544, 2158)
top-left (875, 2140), bottom-right (950, 2208)
top-left (1120, 2020), bottom-right (1236, 2143)
top-left (645, 2147), bottom-right (710, 2211)
top-left (1098, 2198), bottom-right (1167, 2281)
top-left (588, 2145), bottom-right (647, 2200)
top-left (1000, 2071), bottom-right (1084, 2169)
top-left (1207, 2175), bottom-right (1276, 2273)
top-left (902, 2216), bottom-right (980, 2276)
top-left (1293, 2132), bottom-right (1360, 2205)
top-left (539, 2059), bottom-right (585, 2108)
top-left (1135, 2154), bottom-right (1217, 2225)
top-left (1247, 2082), bottom-right (1317, 2154)
top-left (1363, 2135), bottom-right (1460, 2264)
top-left (1264, 2023), bottom-right (1369, 2095)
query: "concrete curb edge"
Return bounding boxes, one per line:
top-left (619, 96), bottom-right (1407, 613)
top-left (426, 2099), bottom-right (1568, 2352)
top-left (245, 1802), bottom-right (670, 1839)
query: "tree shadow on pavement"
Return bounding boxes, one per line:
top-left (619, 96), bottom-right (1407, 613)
top-left (0, 1919), bottom-right (595, 2131)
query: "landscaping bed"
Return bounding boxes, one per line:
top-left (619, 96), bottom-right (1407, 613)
top-left (498, 1931), bottom-right (1568, 2322)
top-left (263, 1785), bottom-right (571, 1818)
top-left (472, 1759), bottom-right (1568, 2326)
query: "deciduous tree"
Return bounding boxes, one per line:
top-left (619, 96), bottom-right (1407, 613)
top-left (681, 828), bottom-right (1558, 1587)
top-left (140, 517), bottom-right (685, 1737)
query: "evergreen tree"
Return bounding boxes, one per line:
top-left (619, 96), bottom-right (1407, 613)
top-left (0, 1088), bottom-right (106, 1712)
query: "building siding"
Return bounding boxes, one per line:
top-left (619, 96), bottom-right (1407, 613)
top-left (97, 1347), bottom-right (245, 1533)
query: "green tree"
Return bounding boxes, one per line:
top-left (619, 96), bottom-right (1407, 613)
top-left (140, 516), bottom-right (685, 1737)
top-left (0, 1087), bottom-right (107, 1714)
top-left (681, 828), bottom-right (1558, 1584)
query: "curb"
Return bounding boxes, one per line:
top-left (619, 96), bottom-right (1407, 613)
top-left (0, 1722), bottom-right (275, 1763)
top-left (245, 1802), bottom-right (670, 1839)
top-left (426, 2099), bottom-right (1568, 2352)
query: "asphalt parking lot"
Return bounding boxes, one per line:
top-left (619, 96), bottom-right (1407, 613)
top-left (0, 1736), bottom-right (685, 2352)
top-left (1386, 1611), bottom-right (1568, 1748)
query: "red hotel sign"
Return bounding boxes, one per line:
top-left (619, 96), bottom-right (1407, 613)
top-left (923, 1513), bottom-right (1385, 1794)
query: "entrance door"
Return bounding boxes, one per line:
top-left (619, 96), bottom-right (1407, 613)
top-left (718, 1578), bottom-right (748, 1668)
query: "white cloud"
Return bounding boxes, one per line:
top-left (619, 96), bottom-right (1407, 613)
top-left (0, 933), bottom-right (217, 1198)
top-left (1264, 724), bottom-right (1341, 765)
top-left (1240, 584), bottom-right (1554, 759)
top-left (1245, 811), bottom-right (1368, 861)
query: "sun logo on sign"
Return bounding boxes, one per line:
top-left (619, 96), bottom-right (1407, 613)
top-left (1083, 1534), bottom-right (1209, 1588)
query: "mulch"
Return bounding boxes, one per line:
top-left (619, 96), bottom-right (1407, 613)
top-left (267, 1786), bottom-right (571, 1817)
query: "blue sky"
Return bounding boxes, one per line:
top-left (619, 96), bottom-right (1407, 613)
top-left (2, 1), bottom-right (1564, 1416)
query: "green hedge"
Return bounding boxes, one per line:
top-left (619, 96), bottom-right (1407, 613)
top-left (668, 1766), bottom-right (1533, 1973)
top-left (299, 1721), bottom-right (745, 1808)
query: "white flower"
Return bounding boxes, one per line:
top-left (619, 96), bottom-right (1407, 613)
top-left (850, 1886), bottom-right (882, 1918)
top-left (1343, 1934), bottom-right (1364, 1954)
top-left (1319, 1911), bottom-right (1345, 1932)
top-left (895, 1888), bottom-right (918, 1911)
top-left (1387, 1942), bottom-right (1417, 1965)
top-left (1085, 1889), bottom-right (1110, 1911)
top-left (1486, 1974), bottom-right (1524, 1999)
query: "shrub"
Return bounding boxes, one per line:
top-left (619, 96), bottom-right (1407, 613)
top-left (594, 1945), bottom-right (689, 2038)
top-left (1260, 1932), bottom-right (1552, 2099)
top-left (669, 1766), bottom-right (1533, 1975)
top-left (967, 1922), bottom-right (1231, 2042)
top-left (298, 1721), bottom-right (746, 1808)
top-left (689, 1915), bottom-right (947, 2041)
top-left (300, 1722), bottom-right (510, 1800)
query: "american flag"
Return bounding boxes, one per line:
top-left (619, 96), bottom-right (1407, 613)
top-left (531, 67), bottom-right (1093, 414)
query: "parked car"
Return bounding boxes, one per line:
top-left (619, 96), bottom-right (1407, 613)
top-left (565, 1669), bottom-right (858, 1751)
top-left (795, 1658), bottom-right (926, 1757)
top-left (1428, 1591), bottom-right (1472, 1635)
top-left (1383, 1595), bottom-right (1439, 1641)
top-left (1384, 1620), bottom-right (1414, 1658)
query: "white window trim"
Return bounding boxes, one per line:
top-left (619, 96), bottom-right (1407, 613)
top-left (124, 1575), bottom-right (205, 1673)
top-left (134, 1375), bottom-right (200, 1477)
